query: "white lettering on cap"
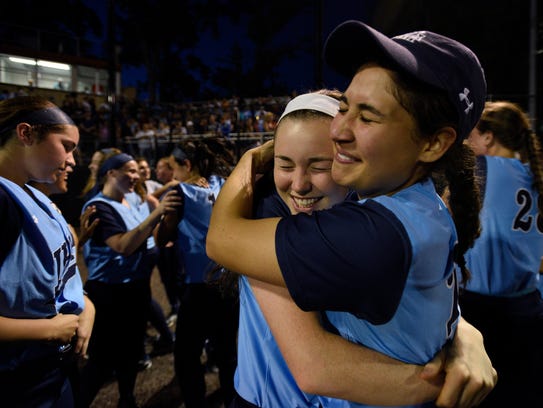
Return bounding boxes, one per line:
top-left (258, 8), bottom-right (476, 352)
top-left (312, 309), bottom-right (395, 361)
top-left (394, 31), bottom-right (427, 43)
top-left (459, 88), bottom-right (474, 114)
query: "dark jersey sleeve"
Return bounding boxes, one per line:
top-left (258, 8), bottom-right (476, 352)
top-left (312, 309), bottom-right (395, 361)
top-left (256, 189), bottom-right (290, 219)
top-left (275, 199), bottom-right (412, 325)
top-left (0, 187), bottom-right (22, 267)
top-left (89, 201), bottom-right (127, 245)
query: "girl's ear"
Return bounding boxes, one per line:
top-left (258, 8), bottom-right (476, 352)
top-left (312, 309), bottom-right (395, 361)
top-left (16, 123), bottom-right (33, 146)
top-left (419, 127), bottom-right (456, 163)
top-left (481, 130), bottom-right (495, 148)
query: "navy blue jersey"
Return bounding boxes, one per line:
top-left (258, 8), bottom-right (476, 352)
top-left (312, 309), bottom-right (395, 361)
top-left (465, 156), bottom-right (543, 295)
top-left (0, 177), bottom-right (84, 368)
top-left (83, 192), bottom-right (154, 283)
top-left (174, 175), bottom-right (224, 284)
top-left (0, 185), bottom-right (22, 267)
top-left (277, 178), bottom-right (459, 368)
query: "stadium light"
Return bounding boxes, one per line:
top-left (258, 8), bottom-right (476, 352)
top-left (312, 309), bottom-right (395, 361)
top-left (9, 57), bottom-right (70, 71)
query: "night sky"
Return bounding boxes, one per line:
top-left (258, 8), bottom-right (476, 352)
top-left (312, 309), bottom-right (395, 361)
top-left (77, 0), bottom-right (542, 131)
top-left (82, 0), bottom-right (376, 95)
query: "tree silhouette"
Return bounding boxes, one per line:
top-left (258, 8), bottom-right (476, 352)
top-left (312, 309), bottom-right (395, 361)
top-left (113, 0), bottom-right (315, 101)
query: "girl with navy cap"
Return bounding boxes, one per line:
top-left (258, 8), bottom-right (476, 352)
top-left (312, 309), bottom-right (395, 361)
top-left (234, 90), bottom-right (449, 407)
top-left (0, 95), bottom-right (94, 407)
top-left (208, 21), bottom-right (496, 407)
top-left (230, 91), bottom-right (495, 408)
top-left (79, 151), bottom-right (181, 408)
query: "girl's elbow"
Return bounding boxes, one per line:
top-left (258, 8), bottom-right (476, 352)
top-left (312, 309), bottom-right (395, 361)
top-left (205, 236), bottom-right (218, 262)
top-left (292, 368), bottom-right (325, 395)
top-left (110, 245), bottom-right (134, 257)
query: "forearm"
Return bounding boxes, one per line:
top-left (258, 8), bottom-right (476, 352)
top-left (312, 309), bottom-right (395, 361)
top-left (108, 207), bottom-right (163, 255)
top-left (75, 295), bottom-right (95, 355)
top-left (251, 279), bottom-right (442, 405)
top-left (78, 295), bottom-right (95, 335)
top-left (0, 316), bottom-right (66, 342)
top-left (0, 316), bottom-right (49, 341)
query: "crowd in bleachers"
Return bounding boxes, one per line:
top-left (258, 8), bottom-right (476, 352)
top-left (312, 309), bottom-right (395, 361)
top-left (1, 86), bottom-right (293, 166)
top-left (56, 91), bottom-right (292, 166)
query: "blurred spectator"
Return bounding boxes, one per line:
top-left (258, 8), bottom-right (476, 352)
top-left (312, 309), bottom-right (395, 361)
top-left (134, 122), bottom-right (156, 163)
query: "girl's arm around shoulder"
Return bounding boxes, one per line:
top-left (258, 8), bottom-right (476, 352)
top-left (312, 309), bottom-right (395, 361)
top-left (250, 278), bottom-right (441, 406)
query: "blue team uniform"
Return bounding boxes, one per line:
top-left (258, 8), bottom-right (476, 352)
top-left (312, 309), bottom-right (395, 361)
top-left (235, 189), bottom-right (330, 407)
top-left (460, 155), bottom-right (543, 406)
top-left (464, 156), bottom-right (543, 295)
top-left (83, 191), bottom-right (155, 283)
top-left (173, 174), bottom-right (239, 407)
top-left (275, 178), bottom-right (459, 408)
top-left (175, 175), bottom-right (224, 284)
top-left (80, 191), bottom-right (155, 406)
top-left (0, 177), bottom-right (84, 366)
top-left (0, 176), bottom-right (85, 406)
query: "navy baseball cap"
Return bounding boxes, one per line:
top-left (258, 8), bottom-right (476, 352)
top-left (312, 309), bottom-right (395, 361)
top-left (323, 20), bottom-right (487, 142)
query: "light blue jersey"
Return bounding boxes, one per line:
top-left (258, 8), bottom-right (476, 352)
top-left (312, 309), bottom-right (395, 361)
top-left (235, 189), bottom-right (362, 408)
top-left (83, 192), bottom-right (153, 283)
top-left (0, 176), bottom-right (84, 368)
top-left (465, 156), bottom-right (543, 296)
top-left (326, 180), bottom-right (458, 362)
top-left (124, 191), bottom-right (156, 250)
top-left (175, 175), bottom-right (224, 283)
top-left (324, 180), bottom-right (458, 408)
top-left (235, 275), bottom-right (329, 407)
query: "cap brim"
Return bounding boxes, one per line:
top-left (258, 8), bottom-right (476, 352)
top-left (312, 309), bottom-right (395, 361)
top-left (324, 20), bottom-right (419, 79)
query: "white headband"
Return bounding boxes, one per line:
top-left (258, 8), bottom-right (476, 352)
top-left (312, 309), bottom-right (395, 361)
top-left (277, 93), bottom-right (340, 124)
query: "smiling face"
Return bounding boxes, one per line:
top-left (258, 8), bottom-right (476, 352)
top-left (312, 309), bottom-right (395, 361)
top-left (274, 116), bottom-right (348, 215)
top-left (50, 164), bottom-right (73, 194)
top-left (137, 159), bottom-right (152, 180)
top-left (330, 65), bottom-right (427, 197)
top-left (25, 124), bottom-right (79, 184)
top-left (110, 160), bottom-right (140, 194)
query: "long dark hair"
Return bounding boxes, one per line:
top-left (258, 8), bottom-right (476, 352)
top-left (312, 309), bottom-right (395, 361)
top-left (476, 100), bottom-right (543, 216)
top-left (390, 69), bottom-right (481, 283)
top-left (0, 96), bottom-right (67, 146)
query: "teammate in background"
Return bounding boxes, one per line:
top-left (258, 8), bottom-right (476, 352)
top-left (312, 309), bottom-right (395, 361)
top-left (79, 152), bottom-right (181, 408)
top-left (133, 156), bottom-right (175, 370)
top-left (0, 95), bottom-right (93, 406)
top-left (461, 100), bottom-right (543, 406)
top-left (153, 156), bottom-right (180, 199)
top-left (156, 138), bottom-right (238, 408)
top-left (207, 21), bottom-right (496, 407)
top-left (136, 156), bottom-right (162, 196)
top-left (80, 147), bottom-right (122, 203)
top-left (151, 156), bottom-right (181, 325)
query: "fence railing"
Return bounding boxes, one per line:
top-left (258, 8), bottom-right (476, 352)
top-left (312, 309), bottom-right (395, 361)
top-left (120, 131), bottom-right (275, 164)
